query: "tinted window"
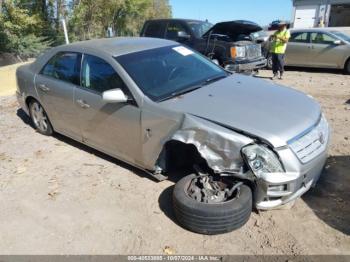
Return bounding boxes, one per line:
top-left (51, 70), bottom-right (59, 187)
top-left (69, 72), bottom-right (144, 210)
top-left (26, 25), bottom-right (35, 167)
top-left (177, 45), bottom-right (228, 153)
top-left (116, 45), bottom-right (227, 102)
top-left (290, 32), bottom-right (309, 43)
top-left (311, 32), bottom-right (337, 44)
top-left (81, 54), bottom-right (126, 93)
top-left (41, 52), bottom-right (80, 85)
top-left (165, 21), bottom-right (189, 40)
top-left (144, 21), bottom-right (166, 38)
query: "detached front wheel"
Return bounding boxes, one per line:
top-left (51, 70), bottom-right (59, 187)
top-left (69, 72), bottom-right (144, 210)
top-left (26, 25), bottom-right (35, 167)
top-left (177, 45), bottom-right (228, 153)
top-left (173, 174), bottom-right (252, 235)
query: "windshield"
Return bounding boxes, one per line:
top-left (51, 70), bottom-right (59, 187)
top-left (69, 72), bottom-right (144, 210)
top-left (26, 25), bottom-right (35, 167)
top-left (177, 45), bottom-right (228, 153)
top-left (331, 31), bottom-right (350, 42)
top-left (187, 21), bottom-right (213, 38)
top-left (116, 45), bottom-right (227, 102)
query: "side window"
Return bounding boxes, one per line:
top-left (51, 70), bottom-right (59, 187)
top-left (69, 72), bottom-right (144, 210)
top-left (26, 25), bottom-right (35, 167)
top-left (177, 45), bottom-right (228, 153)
top-left (81, 54), bottom-right (126, 93)
top-left (144, 22), bottom-right (166, 38)
top-left (311, 33), bottom-right (337, 44)
top-left (289, 32), bottom-right (309, 43)
top-left (41, 52), bottom-right (80, 85)
top-left (165, 22), bottom-right (189, 40)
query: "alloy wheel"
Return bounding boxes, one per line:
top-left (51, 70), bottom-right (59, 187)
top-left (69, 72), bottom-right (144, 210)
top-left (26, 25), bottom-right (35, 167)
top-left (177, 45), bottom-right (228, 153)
top-left (30, 102), bottom-right (48, 132)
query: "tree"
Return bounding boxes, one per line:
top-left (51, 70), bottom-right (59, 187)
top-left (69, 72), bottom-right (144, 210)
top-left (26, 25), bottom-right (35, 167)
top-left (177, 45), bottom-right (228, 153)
top-left (0, 0), bottom-right (172, 58)
top-left (0, 0), bottom-right (51, 57)
top-left (70, 0), bottom-right (172, 40)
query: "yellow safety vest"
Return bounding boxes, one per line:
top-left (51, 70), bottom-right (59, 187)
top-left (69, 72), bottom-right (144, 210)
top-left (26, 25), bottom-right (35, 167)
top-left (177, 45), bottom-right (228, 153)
top-left (270, 29), bottom-right (291, 54)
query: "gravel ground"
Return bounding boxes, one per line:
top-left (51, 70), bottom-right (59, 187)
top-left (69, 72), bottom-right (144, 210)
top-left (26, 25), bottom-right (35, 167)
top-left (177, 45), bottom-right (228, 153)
top-left (0, 68), bottom-right (349, 255)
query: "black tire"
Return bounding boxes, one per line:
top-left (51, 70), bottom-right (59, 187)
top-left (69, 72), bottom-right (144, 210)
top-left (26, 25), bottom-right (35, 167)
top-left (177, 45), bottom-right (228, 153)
top-left (173, 174), bottom-right (252, 235)
top-left (345, 58), bottom-right (350, 74)
top-left (266, 53), bottom-right (273, 70)
top-left (29, 100), bottom-right (53, 136)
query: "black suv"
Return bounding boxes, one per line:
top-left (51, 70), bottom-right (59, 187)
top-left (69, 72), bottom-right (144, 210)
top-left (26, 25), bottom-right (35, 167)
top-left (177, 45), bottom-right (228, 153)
top-left (140, 19), bottom-right (267, 73)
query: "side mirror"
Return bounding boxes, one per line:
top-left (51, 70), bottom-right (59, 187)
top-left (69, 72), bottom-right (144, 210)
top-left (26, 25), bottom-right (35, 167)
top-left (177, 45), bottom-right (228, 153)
top-left (177, 31), bottom-right (191, 39)
top-left (102, 88), bottom-right (128, 103)
top-left (334, 40), bottom-right (342, 45)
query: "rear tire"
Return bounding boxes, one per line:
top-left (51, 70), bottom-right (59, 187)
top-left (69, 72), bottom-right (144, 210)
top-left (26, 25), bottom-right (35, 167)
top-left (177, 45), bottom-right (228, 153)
top-left (345, 58), bottom-right (350, 74)
top-left (29, 100), bottom-right (53, 136)
top-left (173, 174), bottom-right (252, 235)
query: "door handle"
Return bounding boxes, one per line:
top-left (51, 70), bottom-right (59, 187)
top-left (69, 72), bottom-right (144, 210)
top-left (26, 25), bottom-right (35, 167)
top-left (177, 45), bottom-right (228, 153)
top-left (76, 99), bottom-right (90, 109)
top-left (38, 84), bottom-right (50, 92)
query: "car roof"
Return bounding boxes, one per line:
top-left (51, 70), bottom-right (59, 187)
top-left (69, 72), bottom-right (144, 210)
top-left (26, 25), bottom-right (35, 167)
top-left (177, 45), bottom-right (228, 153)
top-left (57, 37), bottom-right (176, 57)
top-left (290, 28), bottom-right (342, 33)
top-left (145, 18), bottom-right (205, 23)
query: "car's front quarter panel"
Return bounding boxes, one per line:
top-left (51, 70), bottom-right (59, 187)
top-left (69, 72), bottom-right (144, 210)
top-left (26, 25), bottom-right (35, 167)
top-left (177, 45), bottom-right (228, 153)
top-left (141, 98), bottom-right (255, 173)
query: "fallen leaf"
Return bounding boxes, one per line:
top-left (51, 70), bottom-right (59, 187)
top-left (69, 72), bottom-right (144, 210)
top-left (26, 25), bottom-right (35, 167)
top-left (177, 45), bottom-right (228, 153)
top-left (16, 166), bottom-right (26, 174)
top-left (163, 246), bottom-right (175, 255)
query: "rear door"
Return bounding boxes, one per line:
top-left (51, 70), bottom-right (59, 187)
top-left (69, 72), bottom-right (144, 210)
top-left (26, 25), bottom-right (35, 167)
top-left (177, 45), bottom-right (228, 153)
top-left (35, 52), bottom-right (82, 140)
top-left (74, 54), bottom-right (142, 164)
top-left (285, 31), bottom-right (312, 66)
top-left (309, 32), bottom-right (345, 68)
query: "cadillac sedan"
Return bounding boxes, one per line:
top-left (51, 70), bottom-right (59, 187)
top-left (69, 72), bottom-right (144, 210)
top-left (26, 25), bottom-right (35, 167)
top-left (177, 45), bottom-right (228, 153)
top-left (16, 37), bottom-right (330, 235)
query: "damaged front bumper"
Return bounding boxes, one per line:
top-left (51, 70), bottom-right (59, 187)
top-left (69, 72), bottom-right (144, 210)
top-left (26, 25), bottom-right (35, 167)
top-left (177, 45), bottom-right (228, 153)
top-left (254, 151), bottom-right (327, 209)
top-left (254, 132), bottom-right (330, 210)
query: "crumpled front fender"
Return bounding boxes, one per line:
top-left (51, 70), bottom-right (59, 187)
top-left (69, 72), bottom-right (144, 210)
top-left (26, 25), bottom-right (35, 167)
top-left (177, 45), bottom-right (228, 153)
top-left (147, 113), bottom-right (254, 173)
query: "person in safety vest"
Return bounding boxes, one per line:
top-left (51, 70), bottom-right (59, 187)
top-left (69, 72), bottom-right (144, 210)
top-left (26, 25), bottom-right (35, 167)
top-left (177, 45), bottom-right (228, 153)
top-left (269, 21), bottom-right (290, 80)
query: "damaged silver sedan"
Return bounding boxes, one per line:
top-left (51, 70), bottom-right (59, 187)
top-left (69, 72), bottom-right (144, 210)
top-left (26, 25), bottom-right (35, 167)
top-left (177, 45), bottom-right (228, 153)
top-left (16, 37), bottom-right (330, 234)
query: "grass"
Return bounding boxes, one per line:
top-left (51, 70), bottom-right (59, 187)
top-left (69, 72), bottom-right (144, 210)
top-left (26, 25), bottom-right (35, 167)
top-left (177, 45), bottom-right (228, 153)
top-left (0, 62), bottom-right (30, 96)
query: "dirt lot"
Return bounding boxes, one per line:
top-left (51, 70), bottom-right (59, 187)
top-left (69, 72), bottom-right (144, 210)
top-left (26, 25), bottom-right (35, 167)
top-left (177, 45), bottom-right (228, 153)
top-left (0, 68), bottom-right (349, 255)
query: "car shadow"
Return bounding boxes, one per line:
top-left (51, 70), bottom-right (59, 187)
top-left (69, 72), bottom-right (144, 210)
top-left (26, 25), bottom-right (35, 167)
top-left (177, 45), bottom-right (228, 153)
top-left (285, 66), bottom-right (344, 75)
top-left (16, 108), bottom-right (157, 182)
top-left (158, 185), bottom-right (182, 226)
top-left (302, 155), bottom-right (350, 235)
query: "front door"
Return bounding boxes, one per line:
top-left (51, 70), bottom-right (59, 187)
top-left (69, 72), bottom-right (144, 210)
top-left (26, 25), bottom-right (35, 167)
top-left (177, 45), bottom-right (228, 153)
top-left (35, 52), bottom-right (82, 140)
top-left (74, 54), bottom-right (142, 164)
top-left (309, 32), bottom-right (345, 68)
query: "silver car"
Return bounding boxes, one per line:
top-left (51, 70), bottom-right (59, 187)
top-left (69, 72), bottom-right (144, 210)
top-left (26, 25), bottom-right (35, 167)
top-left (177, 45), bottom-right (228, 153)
top-left (16, 37), bottom-right (330, 235)
top-left (286, 28), bottom-right (350, 73)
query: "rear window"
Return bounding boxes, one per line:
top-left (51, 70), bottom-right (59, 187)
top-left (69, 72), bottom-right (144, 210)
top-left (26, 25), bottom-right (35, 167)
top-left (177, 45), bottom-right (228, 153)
top-left (143, 21), bottom-right (166, 38)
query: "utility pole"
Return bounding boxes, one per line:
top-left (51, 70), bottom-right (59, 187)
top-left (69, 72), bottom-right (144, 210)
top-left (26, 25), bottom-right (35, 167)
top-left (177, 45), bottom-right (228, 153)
top-left (61, 18), bottom-right (69, 44)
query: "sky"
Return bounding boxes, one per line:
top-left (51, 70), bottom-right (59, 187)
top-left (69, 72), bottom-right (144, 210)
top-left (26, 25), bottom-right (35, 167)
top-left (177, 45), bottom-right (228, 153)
top-left (169, 0), bottom-right (293, 26)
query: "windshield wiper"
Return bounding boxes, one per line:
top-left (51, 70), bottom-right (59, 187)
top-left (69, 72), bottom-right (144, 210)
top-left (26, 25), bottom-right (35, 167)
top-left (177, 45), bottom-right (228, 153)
top-left (158, 74), bottom-right (227, 102)
top-left (158, 85), bottom-right (203, 102)
top-left (204, 74), bottom-right (228, 85)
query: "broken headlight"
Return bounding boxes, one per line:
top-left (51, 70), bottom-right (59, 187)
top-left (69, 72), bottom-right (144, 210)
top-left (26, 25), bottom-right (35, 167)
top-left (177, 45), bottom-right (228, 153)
top-left (242, 144), bottom-right (284, 177)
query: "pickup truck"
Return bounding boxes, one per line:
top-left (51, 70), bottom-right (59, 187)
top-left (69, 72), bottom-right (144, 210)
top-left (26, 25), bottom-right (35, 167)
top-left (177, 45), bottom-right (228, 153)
top-left (140, 19), bottom-right (267, 73)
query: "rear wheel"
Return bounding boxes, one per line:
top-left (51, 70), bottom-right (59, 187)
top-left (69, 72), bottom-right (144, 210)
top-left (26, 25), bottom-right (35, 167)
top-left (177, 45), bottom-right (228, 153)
top-left (345, 58), bottom-right (350, 74)
top-left (29, 100), bottom-right (53, 136)
top-left (173, 174), bottom-right (252, 235)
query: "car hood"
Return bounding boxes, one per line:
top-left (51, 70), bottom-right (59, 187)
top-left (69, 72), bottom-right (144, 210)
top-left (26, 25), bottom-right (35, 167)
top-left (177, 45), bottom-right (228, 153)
top-left (159, 74), bottom-right (321, 148)
top-left (203, 20), bottom-right (263, 38)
